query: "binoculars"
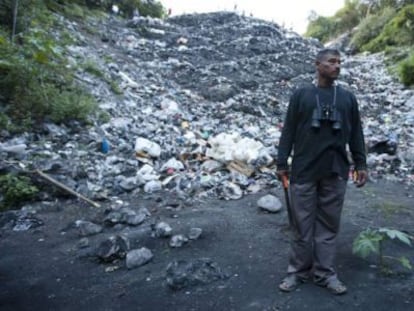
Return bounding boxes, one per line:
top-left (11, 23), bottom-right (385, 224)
top-left (311, 104), bottom-right (341, 131)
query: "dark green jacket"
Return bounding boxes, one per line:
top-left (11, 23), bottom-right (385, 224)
top-left (276, 84), bottom-right (367, 183)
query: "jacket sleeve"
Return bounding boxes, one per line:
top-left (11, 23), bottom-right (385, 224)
top-left (349, 94), bottom-right (367, 170)
top-left (276, 90), bottom-right (299, 171)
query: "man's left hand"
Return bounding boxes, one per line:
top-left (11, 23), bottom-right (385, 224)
top-left (354, 170), bottom-right (368, 187)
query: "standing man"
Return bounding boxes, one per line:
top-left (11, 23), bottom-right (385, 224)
top-left (276, 48), bottom-right (367, 295)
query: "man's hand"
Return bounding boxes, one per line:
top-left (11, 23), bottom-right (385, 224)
top-left (354, 170), bottom-right (368, 187)
top-left (276, 170), bottom-right (289, 181)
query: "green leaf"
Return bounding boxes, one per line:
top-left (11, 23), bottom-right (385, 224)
top-left (398, 257), bottom-right (412, 270)
top-left (379, 228), bottom-right (412, 246)
top-left (33, 51), bottom-right (49, 64)
top-left (353, 230), bottom-right (380, 258)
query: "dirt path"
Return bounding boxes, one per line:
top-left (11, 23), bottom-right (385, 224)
top-left (0, 180), bottom-right (413, 311)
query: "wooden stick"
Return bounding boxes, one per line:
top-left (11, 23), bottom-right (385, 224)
top-left (36, 169), bottom-right (101, 208)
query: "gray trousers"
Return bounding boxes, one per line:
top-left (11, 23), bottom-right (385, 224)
top-left (286, 175), bottom-right (347, 284)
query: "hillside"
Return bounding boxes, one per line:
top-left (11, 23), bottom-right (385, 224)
top-left (1, 11), bottom-right (414, 205)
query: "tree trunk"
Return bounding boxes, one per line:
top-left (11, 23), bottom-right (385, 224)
top-left (11, 0), bottom-right (19, 43)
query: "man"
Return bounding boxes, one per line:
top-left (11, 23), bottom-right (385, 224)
top-left (276, 48), bottom-right (368, 295)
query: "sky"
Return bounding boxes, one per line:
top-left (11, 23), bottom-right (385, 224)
top-left (159, 0), bottom-right (345, 34)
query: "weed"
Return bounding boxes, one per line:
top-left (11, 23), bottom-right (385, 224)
top-left (353, 227), bottom-right (413, 274)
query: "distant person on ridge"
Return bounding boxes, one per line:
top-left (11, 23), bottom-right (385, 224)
top-left (276, 48), bottom-right (368, 295)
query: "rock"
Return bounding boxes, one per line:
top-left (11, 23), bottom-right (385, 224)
top-left (0, 211), bottom-right (18, 229)
top-left (78, 237), bottom-right (90, 249)
top-left (104, 210), bottom-right (124, 226)
top-left (75, 220), bottom-right (102, 236)
top-left (104, 207), bottom-right (148, 226)
top-left (166, 258), bottom-right (229, 290)
top-left (126, 247), bottom-right (153, 269)
top-left (13, 214), bottom-right (44, 232)
top-left (169, 234), bottom-right (189, 248)
top-left (119, 177), bottom-right (139, 192)
top-left (96, 235), bottom-right (130, 262)
top-left (154, 221), bottom-right (173, 238)
top-left (188, 228), bottom-right (202, 240)
top-left (257, 194), bottom-right (282, 213)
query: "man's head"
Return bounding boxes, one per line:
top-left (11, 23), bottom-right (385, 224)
top-left (315, 49), bottom-right (341, 84)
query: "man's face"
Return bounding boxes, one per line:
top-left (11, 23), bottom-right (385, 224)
top-left (316, 53), bottom-right (341, 80)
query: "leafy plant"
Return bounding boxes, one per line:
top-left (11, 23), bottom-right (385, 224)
top-left (305, 0), bottom-right (365, 42)
top-left (305, 16), bottom-right (336, 42)
top-left (0, 2), bottom-right (97, 132)
top-left (398, 52), bottom-right (414, 86)
top-left (115, 0), bottom-right (166, 18)
top-left (0, 173), bottom-right (39, 210)
top-left (362, 4), bottom-right (414, 52)
top-left (83, 60), bottom-right (105, 78)
top-left (350, 7), bottom-right (396, 52)
top-left (353, 227), bottom-right (413, 273)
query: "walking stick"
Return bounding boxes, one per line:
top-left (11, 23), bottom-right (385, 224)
top-left (281, 174), bottom-right (293, 228)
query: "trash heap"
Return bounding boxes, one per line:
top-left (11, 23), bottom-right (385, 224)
top-left (1, 12), bottom-right (413, 203)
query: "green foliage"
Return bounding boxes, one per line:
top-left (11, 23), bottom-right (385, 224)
top-left (353, 227), bottom-right (413, 273)
top-left (135, 0), bottom-right (165, 18)
top-left (361, 4), bottom-right (414, 52)
top-left (305, 16), bottom-right (336, 42)
top-left (305, 1), bottom-right (414, 86)
top-left (109, 80), bottom-right (123, 95)
top-left (83, 60), bottom-right (105, 78)
top-left (82, 59), bottom-right (123, 95)
top-left (46, 0), bottom-right (167, 18)
top-left (305, 0), bottom-right (364, 42)
top-left (63, 2), bottom-right (85, 19)
top-left (113, 0), bottom-right (166, 18)
top-left (350, 7), bottom-right (397, 52)
top-left (398, 52), bottom-right (414, 85)
top-left (0, 2), bottom-right (97, 132)
top-left (0, 173), bottom-right (39, 210)
top-left (334, 0), bottom-right (364, 33)
top-left (0, 0), bottom-right (40, 34)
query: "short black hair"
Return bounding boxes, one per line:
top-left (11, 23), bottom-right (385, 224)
top-left (316, 48), bottom-right (340, 61)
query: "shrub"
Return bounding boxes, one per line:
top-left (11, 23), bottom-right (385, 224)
top-left (0, 4), bottom-right (97, 132)
top-left (350, 7), bottom-right (396, 52)
top-left (362, 4), bottom-right (414, 52)
top-left (0, 174), bottom-right (39, 210)
top-left (136, 0), bottom-right (165, 18)
top-left (305, 16), bottom-right (336, 42)
top-left (398, 52), bottom-right (414, 86)
top-left (0, 0), bottom-right (41, 34)
top-left (83, 60), bottom-right (105, 78)
top-left (305, 0), bottom-right (364, 42)
top-left (333, 0), bottom-right (364, 34)
top-left (115, 0), bottom-right (165, 18)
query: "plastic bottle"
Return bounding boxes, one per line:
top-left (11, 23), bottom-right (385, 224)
top-left (101, 137), bottom-right (110, 153)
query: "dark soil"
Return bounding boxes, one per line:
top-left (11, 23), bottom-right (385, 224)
top-left (0, 180), bottom-right (413, 311)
